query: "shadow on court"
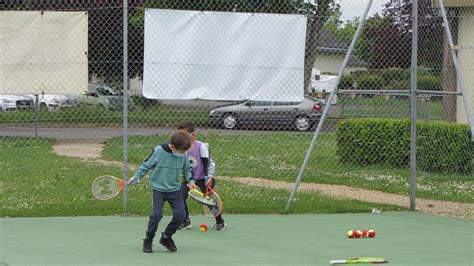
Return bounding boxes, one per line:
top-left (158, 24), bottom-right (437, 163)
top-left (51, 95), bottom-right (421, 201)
top-left (1, 212), bottom-right (472, 265)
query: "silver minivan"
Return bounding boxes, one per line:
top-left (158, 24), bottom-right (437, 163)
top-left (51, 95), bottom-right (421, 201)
top-left (208, 96), bottom-right (323, 131)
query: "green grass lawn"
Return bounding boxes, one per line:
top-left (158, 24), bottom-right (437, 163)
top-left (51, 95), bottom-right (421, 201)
top-left (102, 132), bottom-right (473, 203)
top-left (0, 137), bottom-right (403, 217)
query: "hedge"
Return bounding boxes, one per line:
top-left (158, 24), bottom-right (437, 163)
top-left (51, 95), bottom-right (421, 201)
top-left (356, 75), bottom-right (385, 90)
top-left (417, 74), bottom-right (442, 91)
top-left (338, 75), bottom-right (354, 90)
top-left (381, 67), bottom-right (410, 82)
top-left (336, 118), bottom-right (473, 174)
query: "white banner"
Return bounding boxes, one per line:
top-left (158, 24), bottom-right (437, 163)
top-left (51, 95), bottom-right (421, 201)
top-left (143, 9), bottom-right (306, 101)
top-left (0, 11), bottom-right (88, 95)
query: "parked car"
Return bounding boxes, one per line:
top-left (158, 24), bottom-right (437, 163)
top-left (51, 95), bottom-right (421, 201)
top-left (208, 96), bottom-right (323, 131)
top-left (27, 94), bottom-right (77, 111)
top-left (76, 84), bottom-right (133, 111)
top-left (0, 95), bottom-right (34, 111)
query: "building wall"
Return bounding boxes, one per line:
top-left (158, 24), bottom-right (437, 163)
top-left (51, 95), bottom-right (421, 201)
top-left (313, 54), bottom-right (366, 75)
top-left (457, 7), bottom-right (474, 124)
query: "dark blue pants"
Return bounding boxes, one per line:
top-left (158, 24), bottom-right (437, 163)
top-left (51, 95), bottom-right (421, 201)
top-left (181, 178), bottom-right (224, 224)
top-left (146, 189), bottom-right (186, 240)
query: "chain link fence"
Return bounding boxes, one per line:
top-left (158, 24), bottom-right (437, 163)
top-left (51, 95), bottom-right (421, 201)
top-left (0, 0), bottom-right (472, 219)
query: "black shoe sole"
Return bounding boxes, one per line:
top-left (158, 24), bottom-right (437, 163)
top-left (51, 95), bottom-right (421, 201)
top-left (159, 239), bottom-right (177, 252)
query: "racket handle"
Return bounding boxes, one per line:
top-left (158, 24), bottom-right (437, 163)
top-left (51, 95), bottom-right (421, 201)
top-left (128, 178), bottom-right (140, 185)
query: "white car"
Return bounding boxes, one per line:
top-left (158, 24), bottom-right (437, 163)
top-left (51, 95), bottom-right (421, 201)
top-left (0, 95), bottom-right (35, 111)
top-left (27, 94), bottom-right (77, 111)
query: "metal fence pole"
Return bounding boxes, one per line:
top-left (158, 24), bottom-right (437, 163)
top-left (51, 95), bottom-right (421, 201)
top-left (438, 0), bottom-right (474, 141)
top-left (34, 94), bottom-right (39, 138)
top-left (122, 0), bottom-right (129, 215)
top-left (409, 0), bottom-right (418, 211)
top-left (285, 0), bottom-right (374, 213)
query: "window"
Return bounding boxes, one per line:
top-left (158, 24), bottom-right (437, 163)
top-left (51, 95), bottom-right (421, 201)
top-left (248, 101), bottom-right (272, 106)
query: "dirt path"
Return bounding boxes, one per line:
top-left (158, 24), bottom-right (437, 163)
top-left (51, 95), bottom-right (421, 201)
top-left (53, 142), bottom-right (473, 220)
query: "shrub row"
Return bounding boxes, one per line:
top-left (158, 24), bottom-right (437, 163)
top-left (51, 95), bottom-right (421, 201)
top-left (336, 118), bottom-right (473, 174)
top-left (338, 68), bottom-right (442, 92)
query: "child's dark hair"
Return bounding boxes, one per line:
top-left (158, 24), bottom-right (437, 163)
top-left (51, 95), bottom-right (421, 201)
top-left (170, 131), bottom-right (192, 151)
top-left (177, 122), bottom-right (195, 134)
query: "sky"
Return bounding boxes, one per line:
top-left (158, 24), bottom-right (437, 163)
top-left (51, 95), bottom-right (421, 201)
top-left (335, 0), bottom-right (389, 20)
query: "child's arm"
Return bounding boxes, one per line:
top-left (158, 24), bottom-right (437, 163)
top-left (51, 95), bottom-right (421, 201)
top-left (201, 143), bottom-right (216, 186)
top-left (208, 158), bottom-right (216, 178)
top-left (129, 149), bottom-right (157, 183)
top-left (200, 143), bottom-right (215, 177)
top-left (183, 155), bottom-right (196, 189)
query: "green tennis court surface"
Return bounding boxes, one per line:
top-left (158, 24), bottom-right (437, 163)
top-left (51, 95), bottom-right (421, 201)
top-left (1, 212), bottom-right (472, 265)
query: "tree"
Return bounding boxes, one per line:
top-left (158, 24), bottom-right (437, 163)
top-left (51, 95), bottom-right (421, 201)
top-left (383, 0), bottom-right (444, 69)
top-left (362, 0), bottom-right (444, 69)
top-left (363, 14), bottom-right (411, 68)
top-left (325, 18), bottom-right (371, 69)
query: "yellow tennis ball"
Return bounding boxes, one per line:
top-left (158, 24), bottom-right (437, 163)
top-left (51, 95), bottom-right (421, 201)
top-left (347, 230), bottom-right (354, 238)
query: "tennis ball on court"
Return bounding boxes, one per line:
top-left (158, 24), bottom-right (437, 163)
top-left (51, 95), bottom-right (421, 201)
top-left (368, 230), bottom-right (376, 238)
top-left (199, 223), bottom-right (208, 232)
top-left (354, 230), bottom-right (362, 238)
top-left (347, 230), bottom-right (354, 238)
top-left (361, 229), bottom-right (369, 238)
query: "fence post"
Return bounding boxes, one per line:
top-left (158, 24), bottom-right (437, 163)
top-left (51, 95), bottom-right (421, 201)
top-left (409, 0), bottom-right (418, 211)
top-left (285, 0), bottom-right (374, 213)
top-left (122, 0), bottom-right (130, 215)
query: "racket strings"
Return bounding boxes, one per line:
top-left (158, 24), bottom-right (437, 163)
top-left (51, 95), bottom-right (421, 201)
top-left (92, 177), bottom-right (120, 200)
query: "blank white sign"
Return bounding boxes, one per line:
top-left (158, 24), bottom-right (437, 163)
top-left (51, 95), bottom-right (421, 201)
top-left (143, 9), bottom-right (306, 101)
top-left (0, 11), bottom-right (88, 95)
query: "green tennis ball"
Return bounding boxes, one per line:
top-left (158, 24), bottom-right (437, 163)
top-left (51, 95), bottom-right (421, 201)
top-left (347, 230), bottom-right (354, 238)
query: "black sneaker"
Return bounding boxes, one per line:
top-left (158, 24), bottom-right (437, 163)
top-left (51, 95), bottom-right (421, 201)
top-left (215, 222), bottom-right (226, 231)
top-left (143, 239), bottom-right (153, 253)
top-left (159, 234), bottom-right (177, 252)
top-left (178, 218), bottom-right (192, 230)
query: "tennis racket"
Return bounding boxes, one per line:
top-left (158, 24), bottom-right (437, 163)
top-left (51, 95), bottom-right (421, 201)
top-left (91, 175), bottom-right (126, 200)
top-left (188, 184), bottom-right (223, 218)
top-left (330, 258), bottom-right (388, 264)
top-left (203, 184), bottom-right (223, 218)
top-left (188, 189), bottom-right (217, 207)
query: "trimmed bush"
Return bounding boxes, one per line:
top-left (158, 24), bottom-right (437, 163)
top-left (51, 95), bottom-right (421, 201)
top-left (382, 67), bottom-right (410, 82)
top-left (384, 79), bottom-right (410, 91)
top-left (336, 118), bottom-right (472, 174)
top-left (338, 75), bottom-right (354, 90)
top-left (356, 75), bottom-right (385, 90)
top-left (417, 74), bottom-right (442, 91)
top-left (417, 121), bottom-right (473, 174)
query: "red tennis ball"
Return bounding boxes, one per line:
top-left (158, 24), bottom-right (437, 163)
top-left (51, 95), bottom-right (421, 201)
top-left (353, 230), bottom-right (362, 238)
top-left (199, 223), bottom-right (208, 232)
top-left (361, 229), bottom-right (369, 238)
top-left (368, 230), bottom-right (376, 238)
top-left (347, 230), bottom-right (354, 238)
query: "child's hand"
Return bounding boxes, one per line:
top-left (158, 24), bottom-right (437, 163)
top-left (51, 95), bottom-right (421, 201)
top-left (187, 182), bottom-right (197, 190)
top-left (128, 178), bottom-right (140, 185)
top-left (205, 176), bottom-right (213, 187)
